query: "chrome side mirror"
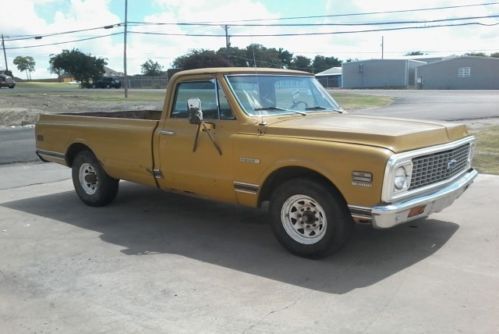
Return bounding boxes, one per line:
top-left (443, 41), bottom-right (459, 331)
top-left (187, 98), bottom-right (203, 125)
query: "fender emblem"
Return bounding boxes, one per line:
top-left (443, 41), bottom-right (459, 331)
top-left (240, 157), bottom-right (260, 164)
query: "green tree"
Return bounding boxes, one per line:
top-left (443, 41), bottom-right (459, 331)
top-left (141, 59), bottom-right (163, 76)
top-left (217, 47), bottom-right (248, 67)
top-left (491, 52), bottom-right (499, 58)
top-left (312, 55), bottom-right (341, 73)
top-left (278, 48), bottom-right (293, 68)
top-left (244, 44), bottom-right (283, 68)
top-left (49, 49), bottom-right (107, 87)
top-left (13, 56), bottom-right (36, 80)
top-left (172, 49), bottom-right (232, 70)
top-left (290, 55), bottom-right (312, 72)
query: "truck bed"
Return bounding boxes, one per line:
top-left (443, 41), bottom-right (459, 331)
top-left (36, 112), bottom-right (160, 187)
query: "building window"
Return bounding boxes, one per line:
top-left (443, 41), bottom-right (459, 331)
top-left (457, 67), bottom-right (471, 78)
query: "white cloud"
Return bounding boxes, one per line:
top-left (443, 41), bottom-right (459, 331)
top-left (1, 0), bottom-right (498, 79)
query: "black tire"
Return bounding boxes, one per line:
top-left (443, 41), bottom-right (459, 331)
top-left (269, 178), bottom-right (353, 258)
top-left (8, 85), bottom-right (14, 89)
top-left (72, 150), bottom-right (119, 206)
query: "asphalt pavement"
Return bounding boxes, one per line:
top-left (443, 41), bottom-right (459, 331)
top-left (348, 89), bottom-right (499, 121)
top-left (0, 163), bottom-right (498, 333)
top-left (0, 127), bottom-right (38, 164)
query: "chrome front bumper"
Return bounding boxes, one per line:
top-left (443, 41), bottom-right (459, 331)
top-left (350, 169), bottom-right (478, 229)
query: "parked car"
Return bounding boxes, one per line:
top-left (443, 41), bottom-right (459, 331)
top-left (93, 77), bottom-right (121, 88)
top-left (35, 67), bottom-right (477, 258)
top-left (0, 74), bottom-right (15, 88)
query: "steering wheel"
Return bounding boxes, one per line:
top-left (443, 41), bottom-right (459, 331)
top-left (289, 100), bottom-right (309, 110)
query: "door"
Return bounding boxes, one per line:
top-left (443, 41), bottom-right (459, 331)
top-left (156, 77), bottom-right (238, 203)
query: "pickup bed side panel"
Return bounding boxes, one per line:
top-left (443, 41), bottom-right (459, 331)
top-left (36, 114), bottom-right (159, 187)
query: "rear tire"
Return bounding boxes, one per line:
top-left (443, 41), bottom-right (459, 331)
top-left (72, 150), bottom-right (119, 206)
top-left (269, 178), bottom-right (353, 258)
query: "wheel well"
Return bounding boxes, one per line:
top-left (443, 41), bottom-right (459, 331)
top-left (258, 166), bottom-right (347, 208)
top-left (65, 143), bottom-right (92, 166)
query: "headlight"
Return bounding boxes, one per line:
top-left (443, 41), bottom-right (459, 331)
top-left (394, 166), bottom-right (409, 190)
top-left (382, 159), bottom-right (413, 202)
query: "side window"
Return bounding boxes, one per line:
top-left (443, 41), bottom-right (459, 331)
top-left (218, 85), bottom-right (235, 120)
top-left (171, 80), bottom-right (235, 120)
top-left (172, 81), bottom-right (218, 119)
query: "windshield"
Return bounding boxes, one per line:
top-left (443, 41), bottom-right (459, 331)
top-left (226, 74), bottom-right (341, 116)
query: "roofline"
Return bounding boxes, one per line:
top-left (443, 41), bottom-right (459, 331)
top-left (171, 67), bottom-right (311, 77)
top-left (417, 55), bottom-right (499, 67)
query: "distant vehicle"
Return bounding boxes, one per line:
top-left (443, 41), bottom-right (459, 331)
top-left (93, 77), bottom-right (121, 89)
top-left (0, 74), bottom-right (15, 89)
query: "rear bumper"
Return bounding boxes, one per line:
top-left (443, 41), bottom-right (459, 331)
top-left (350, 168), bottom-right (478, 229)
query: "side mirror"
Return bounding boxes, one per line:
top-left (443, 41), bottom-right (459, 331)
top-left (187, 98), bottom-right (203, 125)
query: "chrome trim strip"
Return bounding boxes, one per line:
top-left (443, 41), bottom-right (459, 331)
top-left (233, 181), bottom-right (259, 194)
top-left (348, 205), bottom-right (373, 221)
top-left (372, 168), bottom-right (477, 228)
top-left (382, 136), bottom-right (475, 203)
top-left (37, 149), bottom-right (65, 159)
top-left (159, 129), bottom-right (176, 136)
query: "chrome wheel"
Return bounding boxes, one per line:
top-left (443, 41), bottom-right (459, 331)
top-left (79, 163), bottom-right (99, 195)
top-left (281, 194), bottom-right (327, 245)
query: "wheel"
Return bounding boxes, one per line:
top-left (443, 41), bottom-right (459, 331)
top-left (269, 178), bottom-right (353, 258)
top-left (8, 85), bottom-right (14, 89)
top-left (72, 150), bottom-right (119, 206)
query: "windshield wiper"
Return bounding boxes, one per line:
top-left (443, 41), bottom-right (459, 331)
top-left (305, 106), bottom-right (326, 111)
top-left (253, 107), bottom-right (306, 116)
top-left (305, 106), bottom-right (344, 113)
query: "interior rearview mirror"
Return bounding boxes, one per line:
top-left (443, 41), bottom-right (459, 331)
top-left (187, 98), bottom-right (203, 125)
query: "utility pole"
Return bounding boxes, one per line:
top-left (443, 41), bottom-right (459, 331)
top-left (1, 34), bottom-right (8, 72)
top-left (381, 36), bottom-right (384, 60)
top-left (123, 0), bottom-right (128, 98)
top-left (224, 25), bottom-right (231, 48)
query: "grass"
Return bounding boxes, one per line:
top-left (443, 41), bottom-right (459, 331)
top-left (469, 125), bottom-right (499, 175)
top-left (14, 81), bottom-right (165, 102)
top-left (330, 91), bottom-right (392, 110)
top-left (16, 81), bottom-right (80, 90)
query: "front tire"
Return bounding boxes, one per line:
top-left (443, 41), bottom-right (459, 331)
top-left (72, 150), bottom-right (119, 206)
top-left (269, 178), bottom-right (353, 258)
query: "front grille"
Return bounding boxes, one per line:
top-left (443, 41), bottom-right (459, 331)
top-left (409, 143), bottom-right (470, 190)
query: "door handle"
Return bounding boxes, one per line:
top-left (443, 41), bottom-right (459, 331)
top-left (159, 129), bottom-right (176, 136)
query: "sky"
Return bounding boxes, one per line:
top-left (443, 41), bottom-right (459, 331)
top-left (1, 0), bottom-right (498, 79)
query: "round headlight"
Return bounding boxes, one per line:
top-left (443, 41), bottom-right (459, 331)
top-left (394, 166), bottom-right (408, 190)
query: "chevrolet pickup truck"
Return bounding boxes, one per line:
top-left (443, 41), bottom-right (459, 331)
top-left (35, 67), bottom-right (477, 257)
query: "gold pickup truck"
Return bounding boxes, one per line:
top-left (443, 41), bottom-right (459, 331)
top-left (35, 67), bottom-right (477, 257)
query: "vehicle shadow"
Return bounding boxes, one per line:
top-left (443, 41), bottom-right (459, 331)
top-left (2, 182), bottom-right (459, 294)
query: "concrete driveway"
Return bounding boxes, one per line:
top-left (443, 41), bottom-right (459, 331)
top-left (1, 164), bottom-right (498, 333)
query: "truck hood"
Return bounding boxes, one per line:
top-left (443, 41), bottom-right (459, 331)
top-left (264, 113), bottom-right (469, 153)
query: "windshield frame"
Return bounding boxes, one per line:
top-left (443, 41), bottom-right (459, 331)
top-left (224, 74), bottom-right (342, 118)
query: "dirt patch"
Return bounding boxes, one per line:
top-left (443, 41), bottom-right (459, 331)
top-left (0, 92), bottom-right (162, 127)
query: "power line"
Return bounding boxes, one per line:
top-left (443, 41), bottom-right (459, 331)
top-left (3, 23), bottom-right (123, 41)
top-left (4, 32), bottom-right (123, 50)
top-left (128, 21), bottom-right (499, 38)
top-left (129, 14), bottom-right (499, 27)
top-left (148, 1), bottom-right (499, 24)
